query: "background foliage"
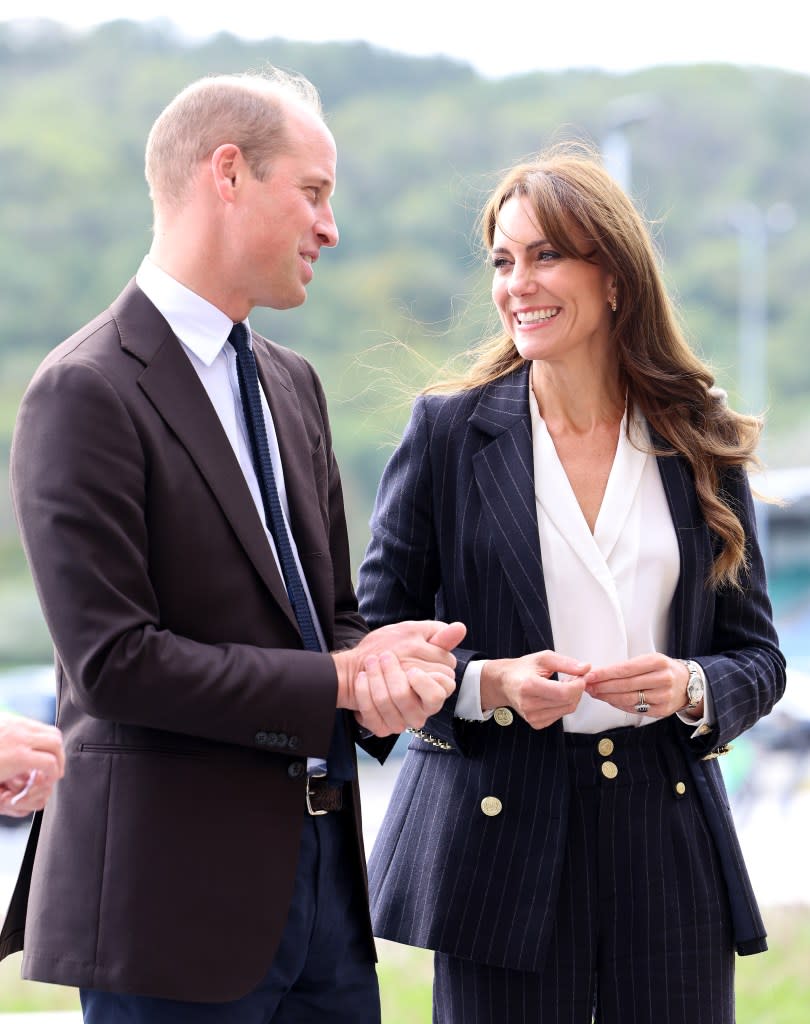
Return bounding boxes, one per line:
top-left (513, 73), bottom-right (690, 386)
top-left (1, 19), bottom-right (809, 661)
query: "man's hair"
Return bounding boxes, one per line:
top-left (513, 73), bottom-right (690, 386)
top-left (145, 69), bottom-right (323, 209)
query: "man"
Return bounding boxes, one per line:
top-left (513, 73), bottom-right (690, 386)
top-left (0, 70), bottom-right (464, 1022)
top-left (0, 712), bottom-right (63, 816)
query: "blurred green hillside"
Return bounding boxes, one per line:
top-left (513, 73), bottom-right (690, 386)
top-left (2, 19), bottom-right (809, 661)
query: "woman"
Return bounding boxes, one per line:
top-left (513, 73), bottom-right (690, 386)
top-left (357, 145), bottom-right (785, 1023)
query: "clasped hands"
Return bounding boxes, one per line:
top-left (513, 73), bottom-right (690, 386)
top-left (0, 712), bottom-right (65, 817)
top-left (481, 651), bottom-right (693, 729)
top-left (332, 620), bottom-right (466, 736)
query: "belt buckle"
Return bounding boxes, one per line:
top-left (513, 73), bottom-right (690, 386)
top-left (306, 771), bottom-right (328, 816)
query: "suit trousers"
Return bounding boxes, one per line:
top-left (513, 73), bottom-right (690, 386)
top-left (80, 806), bottom-right (380, 1023)
top-left (433, 720), bottom-right (735, 1024)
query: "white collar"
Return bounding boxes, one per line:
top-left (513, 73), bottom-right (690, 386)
top-left (135, 256), bottom-right (249, 367)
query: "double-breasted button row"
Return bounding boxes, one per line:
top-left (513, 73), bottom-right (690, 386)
top-left (479, 708), bottom-right (514, 814)
top-left (597, 736), bottom-right (618, 779)
top-left (255, 731), bottom-right (300, 750)
top-left (594, 735), bottom-right (687, 794)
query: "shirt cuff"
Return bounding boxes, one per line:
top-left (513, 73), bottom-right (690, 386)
top-left (455, 660), bottom-right (495, 721)
top-left (676, 661), bottom-right (714, 738)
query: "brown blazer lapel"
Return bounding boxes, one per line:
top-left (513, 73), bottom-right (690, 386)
top-left (112, 283), bottom-right (299, 633)
top-left (254, 341), bottom-right (335, 641)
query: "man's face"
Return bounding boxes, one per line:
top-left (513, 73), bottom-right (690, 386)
top-left (235, 105), bottom-right (339, 312)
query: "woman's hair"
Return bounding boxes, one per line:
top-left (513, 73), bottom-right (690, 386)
top-left (430, 142), bottom-right (761, 589)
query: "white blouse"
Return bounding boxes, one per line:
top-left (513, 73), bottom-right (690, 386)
top-left (530, 390), bottom-right (679, 732)
top-left (456, 384), bottom-right (712, 733)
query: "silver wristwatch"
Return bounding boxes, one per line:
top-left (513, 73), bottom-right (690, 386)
top-left (680, 659), bottom-right (705, 709)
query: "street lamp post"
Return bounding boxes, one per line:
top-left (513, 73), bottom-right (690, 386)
top-left (729, 203), bottom-right (770, 419)
top-left (600, 93), bottom-right (658, 194)
top-left (727, 201), bottom-right (795, 569)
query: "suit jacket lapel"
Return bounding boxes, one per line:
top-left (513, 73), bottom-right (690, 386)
top-left (654, 438), bottom-right (713, 657)
top-left (254, 343), bottom-right (335, 642)
top-left (112, 283), bottom-right (299, 634)
top-left (469, 365), bottom-right (554, 652)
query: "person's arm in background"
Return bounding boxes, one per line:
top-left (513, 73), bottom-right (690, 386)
top-left (0, 713), bottom-right (64, 817)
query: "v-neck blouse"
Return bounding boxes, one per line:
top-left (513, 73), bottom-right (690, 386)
top-left (529, 388), bottom-right (680, 732)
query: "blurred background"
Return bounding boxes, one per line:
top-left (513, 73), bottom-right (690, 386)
top-left (0, 4), bottom-right (808, 1019)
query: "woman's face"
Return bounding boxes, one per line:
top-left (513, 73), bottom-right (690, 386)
top-left (490, 195), bottom-right (616, 365)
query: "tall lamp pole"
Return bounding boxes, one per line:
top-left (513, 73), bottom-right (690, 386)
top-left (727, 201), bottom-right (795, 569)
top-left (600, 94), bottom-right (658, 193)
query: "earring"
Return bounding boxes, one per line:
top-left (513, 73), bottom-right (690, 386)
top-left (610, 296), bottom-right (617, 313)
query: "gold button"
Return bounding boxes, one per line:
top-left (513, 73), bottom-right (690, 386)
top-left (494, 707), bottom-right (514, 727)
top-left (481, 796), bottom-right (503, 817)
top-left (597, 738), bottom-right (614, 757)
top-left (675, 781), bottom-right (686, 795)
top-left (697, 724), bottom-right (711, 736)
top-left (601, 761), bottom-right (618, 780)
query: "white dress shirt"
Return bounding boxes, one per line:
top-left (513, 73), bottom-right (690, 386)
top-left (457, 381), bottom-right (712, 734)
top-left (135, 256), bottom-right (329, 770)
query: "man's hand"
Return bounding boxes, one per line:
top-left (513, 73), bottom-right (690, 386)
top-left (352, 653), bottom-right (456, 736)
top-left (480, 651), bottom-right (590, 730)
top-left (332, 620), bottom-right (466, 737)
top-left (0, 713), bottom-right (65, 817)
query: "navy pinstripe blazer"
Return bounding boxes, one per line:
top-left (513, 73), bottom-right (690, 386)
top-left (358, 363), bottom-right (786, 972)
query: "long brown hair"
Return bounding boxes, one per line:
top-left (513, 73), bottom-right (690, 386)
top-left (429, 143), bottom-right (761, 589)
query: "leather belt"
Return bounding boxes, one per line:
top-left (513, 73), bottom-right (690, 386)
top-left (306, 772), bottom-right (345, 816)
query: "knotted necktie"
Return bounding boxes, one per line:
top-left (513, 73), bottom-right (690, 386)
top-left (228, 322), bottom-right (354, 782)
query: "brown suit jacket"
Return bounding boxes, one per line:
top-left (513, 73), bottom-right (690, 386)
top-left (0, 280), bottom-right (371, 1001)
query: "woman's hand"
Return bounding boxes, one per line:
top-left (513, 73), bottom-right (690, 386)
top-left (481, 652), bottom-right (590, 730)
top-left (583, 654), bottom-right (692, 718)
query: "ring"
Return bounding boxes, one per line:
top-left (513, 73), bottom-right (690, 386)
top-left (634, 690), bottom-right (649, 714)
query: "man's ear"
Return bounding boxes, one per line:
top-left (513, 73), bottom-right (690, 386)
top-left (210, 144), bottom-right (243, 203)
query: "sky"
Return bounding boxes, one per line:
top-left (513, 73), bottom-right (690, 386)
top-left (2, 1), bottom-right (810, 80)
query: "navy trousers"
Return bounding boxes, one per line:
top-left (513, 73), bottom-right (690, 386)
top-left (81, 809), bottom-right (380, 1023)
top-left (434, 721), bottom-right (735, 1024)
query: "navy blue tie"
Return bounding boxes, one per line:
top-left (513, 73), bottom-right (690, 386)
top-left (228, 322), bottom-right (354, 782)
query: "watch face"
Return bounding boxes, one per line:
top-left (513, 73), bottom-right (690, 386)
top-left (687, 667), bottom-right (704, 705)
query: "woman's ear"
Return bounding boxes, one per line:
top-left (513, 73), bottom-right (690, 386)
top-left (608, 279), bottom-right (618, 313)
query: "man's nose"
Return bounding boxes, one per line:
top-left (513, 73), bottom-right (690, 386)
top-left (317, 205), bottom-right (339, 248)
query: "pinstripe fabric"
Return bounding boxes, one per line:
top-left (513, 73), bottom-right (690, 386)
top-left (358, 364), bottom-right (785, 985)
top-left (432, 724), bottom-right (735, 1024)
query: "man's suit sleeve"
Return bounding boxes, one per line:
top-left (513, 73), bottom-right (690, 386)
top-left (11, 356), bottom-right (339, 757)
